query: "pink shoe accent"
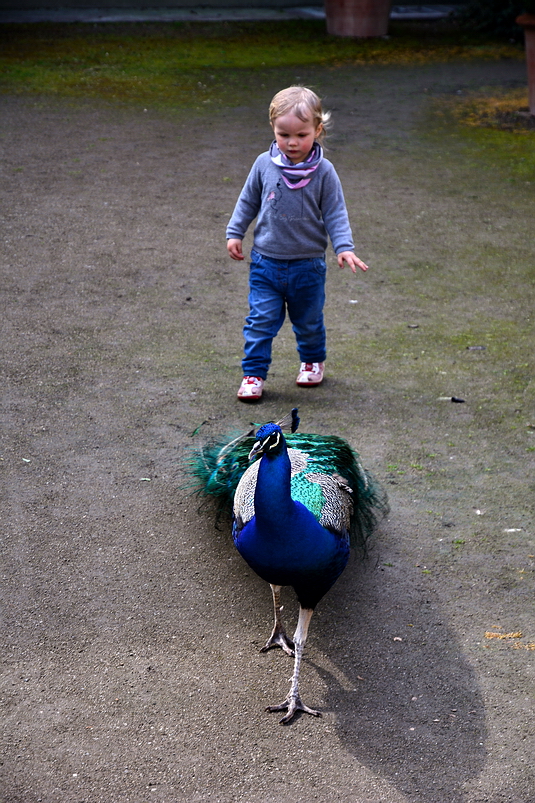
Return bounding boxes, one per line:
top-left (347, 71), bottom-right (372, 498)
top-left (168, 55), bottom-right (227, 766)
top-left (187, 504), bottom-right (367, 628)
top-left (296, 362), bottom-right (324, 387)
top-left (237, 376), bottom-right (264, 401)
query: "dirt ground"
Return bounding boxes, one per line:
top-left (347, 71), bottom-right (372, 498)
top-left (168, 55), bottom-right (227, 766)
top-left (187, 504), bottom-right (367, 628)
top-left (1, 53), bottom-right (534, 803)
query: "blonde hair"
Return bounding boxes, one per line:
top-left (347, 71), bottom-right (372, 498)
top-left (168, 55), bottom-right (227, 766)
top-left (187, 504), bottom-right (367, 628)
top-left (269, 86), bottom-right (331, 143)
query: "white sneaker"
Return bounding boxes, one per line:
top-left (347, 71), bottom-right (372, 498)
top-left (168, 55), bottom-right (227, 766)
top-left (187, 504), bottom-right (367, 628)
top-left (237, 376), bottom-right (264, 401)
top-left (296, 362), bottom-right (324, 386)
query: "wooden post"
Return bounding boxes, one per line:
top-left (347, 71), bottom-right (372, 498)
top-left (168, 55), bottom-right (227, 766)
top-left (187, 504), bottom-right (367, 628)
top-left (325, 0), bottom-right (392, 37)
top-left (516, 14), bottom-right (535, 115)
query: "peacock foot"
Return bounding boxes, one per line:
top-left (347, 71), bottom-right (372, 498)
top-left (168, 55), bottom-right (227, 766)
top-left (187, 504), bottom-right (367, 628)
top-left (266, 694), bottom-right (322, 725)
top-left (260, 625), bottom-right (294, 656)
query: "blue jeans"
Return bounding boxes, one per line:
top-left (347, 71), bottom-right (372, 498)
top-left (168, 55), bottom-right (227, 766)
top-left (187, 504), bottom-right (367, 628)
top-left (242, 249), bottom-right (327, 380)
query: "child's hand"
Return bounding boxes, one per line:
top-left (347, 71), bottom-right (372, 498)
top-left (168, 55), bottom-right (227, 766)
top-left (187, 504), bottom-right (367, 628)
top-left (227, 238), bottom-right (245, 261)
top-left (337, 251), bottom-right (368, 273)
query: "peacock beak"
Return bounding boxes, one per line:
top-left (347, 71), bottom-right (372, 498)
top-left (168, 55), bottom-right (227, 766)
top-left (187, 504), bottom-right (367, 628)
top-left (248, 440), bottom-right (263, 460)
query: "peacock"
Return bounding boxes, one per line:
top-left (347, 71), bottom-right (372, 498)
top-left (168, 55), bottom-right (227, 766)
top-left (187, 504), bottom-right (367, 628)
top-left (191, 408), bottom-right (388, 724)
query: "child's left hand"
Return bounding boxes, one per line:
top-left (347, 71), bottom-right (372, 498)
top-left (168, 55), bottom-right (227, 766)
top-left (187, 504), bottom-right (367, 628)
top-left (337, 251), bottom-right (368, 273)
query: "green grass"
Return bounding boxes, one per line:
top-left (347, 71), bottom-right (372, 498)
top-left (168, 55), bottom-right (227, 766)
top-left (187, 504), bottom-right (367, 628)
top-left (425, 92), bottom-right (535, 181)
top-left (0, 20), bottom-right (524, 109)
top-left (457, 129), bottom-right (535, 179)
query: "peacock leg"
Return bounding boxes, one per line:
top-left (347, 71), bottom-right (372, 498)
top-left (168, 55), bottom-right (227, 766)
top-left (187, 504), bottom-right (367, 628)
top-left (266, 607), bottom-right (321, 724)
top-left (260, 584), bottom-right (295, 655)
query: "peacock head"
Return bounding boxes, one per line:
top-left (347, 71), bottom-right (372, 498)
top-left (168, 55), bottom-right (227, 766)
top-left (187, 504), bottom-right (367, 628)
top-left (248, 423), bottom-right (286, 461)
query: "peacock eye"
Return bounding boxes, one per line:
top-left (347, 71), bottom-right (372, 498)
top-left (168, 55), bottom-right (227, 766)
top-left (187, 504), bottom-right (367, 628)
top-left (267, 432), bottom-right (280, 451)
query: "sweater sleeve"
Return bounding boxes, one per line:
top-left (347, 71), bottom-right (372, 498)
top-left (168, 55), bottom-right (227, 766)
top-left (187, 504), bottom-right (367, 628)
top-left (226, 157), bottom-right (263, 240)
top-left (320, 164), bottom-right (355, 254)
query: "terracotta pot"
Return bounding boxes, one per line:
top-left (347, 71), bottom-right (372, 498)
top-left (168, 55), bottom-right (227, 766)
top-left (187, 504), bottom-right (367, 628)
top-left (325, 0), bottom-right (392, 37)
top-left (516, 14), bottom-right (535, 115)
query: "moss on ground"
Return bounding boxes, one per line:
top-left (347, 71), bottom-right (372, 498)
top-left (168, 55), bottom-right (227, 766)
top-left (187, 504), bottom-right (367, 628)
top-left (0, 20), bottom-right (524, 109)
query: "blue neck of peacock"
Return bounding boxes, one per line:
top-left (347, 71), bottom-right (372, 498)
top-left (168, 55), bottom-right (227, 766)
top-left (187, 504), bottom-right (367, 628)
top-left (254, 446), bottom-right (294, 529)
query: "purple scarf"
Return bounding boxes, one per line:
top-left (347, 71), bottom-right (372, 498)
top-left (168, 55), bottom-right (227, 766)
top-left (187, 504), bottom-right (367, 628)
top-left (269, 141), bottom-right (323, 189)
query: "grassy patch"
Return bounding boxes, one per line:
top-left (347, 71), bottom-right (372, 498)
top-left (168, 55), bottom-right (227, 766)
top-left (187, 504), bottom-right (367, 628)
top-left (0, 21), bottom-right (524, 109)
top-left (444, 122), bottom-right (535, 181)
top-left (431, 86), bottom-right (535, 133)
top-left (424, 87), bottom-right (535, 181)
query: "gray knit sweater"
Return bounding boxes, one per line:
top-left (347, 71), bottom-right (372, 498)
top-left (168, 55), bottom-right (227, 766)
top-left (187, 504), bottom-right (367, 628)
top-left (226, 152), bottom-right (354, 260)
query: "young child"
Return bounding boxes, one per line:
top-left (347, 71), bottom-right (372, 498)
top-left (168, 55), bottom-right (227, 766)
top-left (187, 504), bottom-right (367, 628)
top-left (227, 85), bottom-right (368, 401)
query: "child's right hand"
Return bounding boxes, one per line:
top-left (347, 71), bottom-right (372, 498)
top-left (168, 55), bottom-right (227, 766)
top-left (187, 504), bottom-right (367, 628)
top-left (227, 238), bottom-right (244, 260)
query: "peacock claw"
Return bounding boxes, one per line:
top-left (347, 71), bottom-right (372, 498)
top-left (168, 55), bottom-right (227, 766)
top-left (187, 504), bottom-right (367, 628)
top-left (266, 695), bottom-right (322, 725)
top-left (260, 627), bottom-right (294, 656)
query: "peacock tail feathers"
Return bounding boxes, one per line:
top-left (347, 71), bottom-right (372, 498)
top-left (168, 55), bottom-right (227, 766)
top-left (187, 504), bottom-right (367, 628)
top-left (188, 427), bottom-right (256, 501)
top-left (188, 410), bottom-right (388, 548)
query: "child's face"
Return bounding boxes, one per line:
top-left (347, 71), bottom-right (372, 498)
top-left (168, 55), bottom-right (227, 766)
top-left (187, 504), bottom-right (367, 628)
top-left (272, 112), bottom-right (322, 164)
